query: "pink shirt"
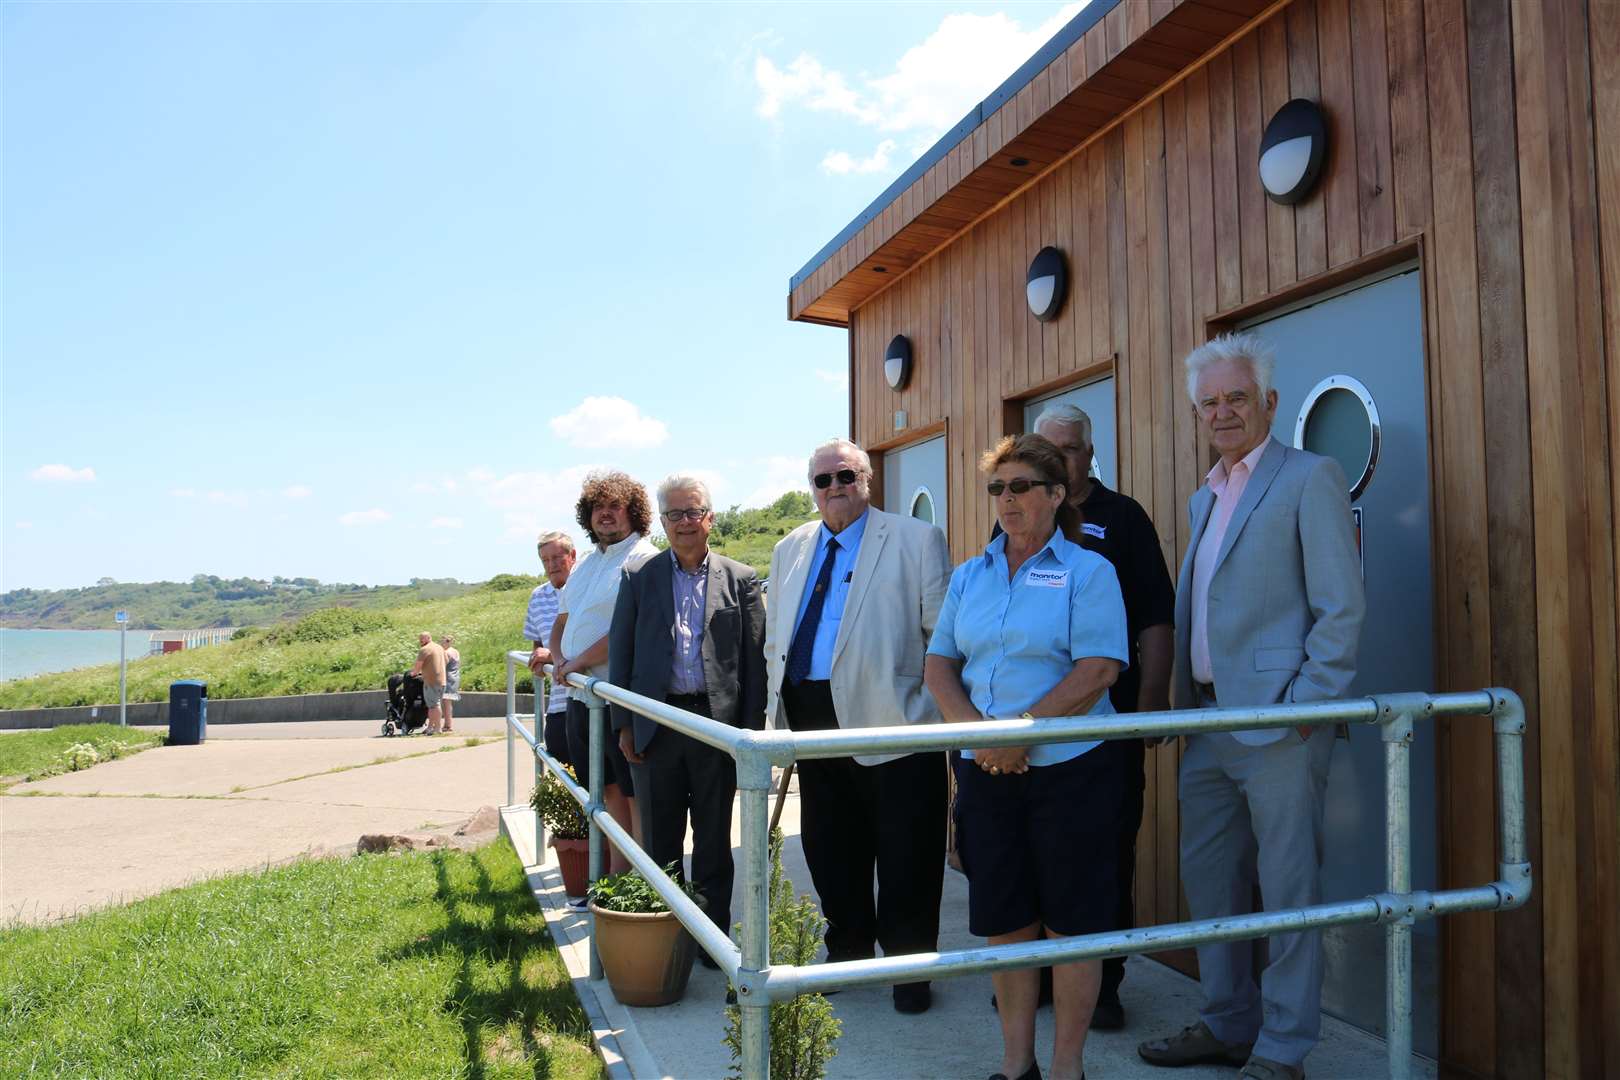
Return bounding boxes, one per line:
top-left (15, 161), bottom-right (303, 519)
top-left (1190, 438), bottom-right (1272, 686)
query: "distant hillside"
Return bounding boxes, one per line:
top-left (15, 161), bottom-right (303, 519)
top-left (704, 491), bottom-right (818, 574)
top-left (0, 576), bottom-right (475, 631)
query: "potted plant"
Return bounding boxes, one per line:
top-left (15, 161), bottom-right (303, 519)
top-left (590, 865), bottom-right (703, 1007)
top-left (531, 765), bottom-right (590, 899)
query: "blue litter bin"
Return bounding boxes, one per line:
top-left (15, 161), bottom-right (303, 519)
top-left (169, 680), bottom-right (207, 745)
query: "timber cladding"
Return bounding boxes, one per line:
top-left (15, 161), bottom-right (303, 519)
top-left (829, 0), bottom-right (1620, 1075)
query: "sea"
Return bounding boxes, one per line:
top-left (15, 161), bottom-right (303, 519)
top-left (0, 628), bottom-right (157, 682)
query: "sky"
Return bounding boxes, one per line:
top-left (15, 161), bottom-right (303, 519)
top-left (2, 0), bottom-right (1082, 591)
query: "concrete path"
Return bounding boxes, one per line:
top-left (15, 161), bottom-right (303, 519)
top-left (0, 721), bottom-right (512, 925)
top-left (508, 785), bottom-right (1437, 1080)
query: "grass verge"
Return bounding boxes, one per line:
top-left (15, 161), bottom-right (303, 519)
top-left (0, 723), bottom-right (163, 789)
top-left (0, 838), bottom-right (602, 1079)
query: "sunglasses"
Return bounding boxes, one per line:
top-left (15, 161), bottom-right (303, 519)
top-left (812, 469), bottom-right (861, 490)
top-left (986, 478), bottom-right (1056, 496)
top-left (661, 508), bottom-right (710, 523)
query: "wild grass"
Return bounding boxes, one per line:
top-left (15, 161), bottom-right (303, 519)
top-left (0, 581), bottom-right (543, 710)
top-left (0, 723), bottom-right (163, 788)
top-left (0, 838), bottom-right (602, 1079)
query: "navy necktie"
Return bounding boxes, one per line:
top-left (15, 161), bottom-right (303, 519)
top-left (786, 537), bottom-right (839, 685)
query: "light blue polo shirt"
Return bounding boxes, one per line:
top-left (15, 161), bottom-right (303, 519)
top-left (927, 530), bottom-right (1129, 766)
top-left (790, 509), bottom-right (869, 681)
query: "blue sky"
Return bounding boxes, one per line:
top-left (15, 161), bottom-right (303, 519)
top-left (3, 1), bottom-right (1078, 591)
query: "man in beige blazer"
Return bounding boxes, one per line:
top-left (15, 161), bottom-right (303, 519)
top-left (764, 437), bottom-right (953, 1015)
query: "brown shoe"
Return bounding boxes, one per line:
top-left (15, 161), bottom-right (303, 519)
top-left (1240, 1056), bottom-right (1303, 1080)
top-left (1137, 1021), bottom-right (1253, 1068)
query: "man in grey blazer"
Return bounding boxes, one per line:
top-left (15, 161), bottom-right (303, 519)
top-left (609, 473), bottom-right (767, 946)
top-left (763, 437), bottom-right (953, 1014)
top-left (1138, 334), bottom-right (1364, 1080)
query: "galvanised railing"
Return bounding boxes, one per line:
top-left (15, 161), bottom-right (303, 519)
top-left (502, 649), bottom-right (1531, 1080)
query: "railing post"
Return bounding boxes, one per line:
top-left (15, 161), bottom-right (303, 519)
top-left (581, 679), bottom-right (607, 982)
top-left (505, 655), bottom-right (516, 808)
top-left (1379, 698), bottom-right (1421, 1080)
top-left (735, 740), bottom-right (774, 1080)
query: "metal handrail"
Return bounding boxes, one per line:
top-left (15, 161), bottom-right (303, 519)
top-left (502, 649), bottom-right (1531, 1080)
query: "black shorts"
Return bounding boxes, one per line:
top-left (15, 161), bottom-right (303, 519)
top-left (565, 698), bottom-right (635, 796)
top-left (952, 741), bottom-right (1125, 938)
top-left (543, 710), bottom-right (571, 766)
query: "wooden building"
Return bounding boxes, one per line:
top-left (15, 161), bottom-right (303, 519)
top-left (787, 1), bottom-right (1618, 1076)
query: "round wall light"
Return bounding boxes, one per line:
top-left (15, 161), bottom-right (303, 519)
top-left (1259, 98), bottom-right (1328, 205)
top-left (1026, 246), bottom-right (1067, 322)
top-left (884, 334), bottom-right (912, 391)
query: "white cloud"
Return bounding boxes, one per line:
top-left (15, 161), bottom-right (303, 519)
top-left (814, 368), bottom-right (850, 388)
top-left (206, 490), bottom-right (249, 507)
top-left (15, 521), bottom-right (33, 530)
top-left (339, 509), bottom-right (391, 526)
top-left (743, 455), bottom-right (811, 509)
top-left (549, 396), bottom-right (670, 450)
top-left (822, 139), bottom-right (897, 175)
top-left (758, 4), bottom-right (1085, 175)
top-left (430, 516), bottom-right (463, 529)
top-left (282, 484), bottom-right (313, 499)
top-left (170, 488), bottom-right (197, 498)
top-left (30, 463), bottom-right (95, 483)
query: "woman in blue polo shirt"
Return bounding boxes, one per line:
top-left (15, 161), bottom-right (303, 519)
top-left (925, 433), bottom-right (1129, 1080)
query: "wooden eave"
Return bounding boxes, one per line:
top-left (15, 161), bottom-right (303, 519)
top-left (787, 0), bottom-right (1273, 327)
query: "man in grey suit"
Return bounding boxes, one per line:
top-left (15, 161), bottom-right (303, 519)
top-left (608, 473), bottom-right (766, 948)
top-left (1138, 333), bottom-right (1365, 1080)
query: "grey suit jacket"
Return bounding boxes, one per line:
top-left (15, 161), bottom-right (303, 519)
top-left (607, 549), bottom-right (767, 753)
top-left (762, 507), bottom-right (952, 766)
top-left (1172, 438), bottom-right (1365, 732)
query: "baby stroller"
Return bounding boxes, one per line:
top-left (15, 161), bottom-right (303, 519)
top-left (383, 671), bottom-right (428, 736)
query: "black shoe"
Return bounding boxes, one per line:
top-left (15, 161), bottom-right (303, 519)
top-left (699, 952), bottom-right (720, 970)
top-left (1091, 995), bottom-right (1125, 1031)
top-left (893, 981), bottom-right (931, 1014)
top-left (988, 1063), bottom-right (1041, 1080)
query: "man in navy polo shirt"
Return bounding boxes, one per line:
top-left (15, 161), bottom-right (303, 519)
top-left (992, 402), bottom-right (1175, 1029)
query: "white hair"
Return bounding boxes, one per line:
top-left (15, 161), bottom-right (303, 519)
top-left (535, 530), bottom-right (574, 551)
top-left (657, 473), bottom-right (712, 510)
top-left (1184, 332), bottom-right (1276, 403)
top-left (806, 437), bottom-right (872, 481)
top-left (1033, 403), bottom-right (1093, 447)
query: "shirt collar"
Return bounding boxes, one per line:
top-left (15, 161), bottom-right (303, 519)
top-left (597, 531), bottom-right (643, 557)
top-left (1206, 437), bottom-right (1272, 492)
top-left (817, 507), bottom-right (869, 553)
top-left (670, 548), bottom-right (709, 577)
top-left (983, 525), bottom-right (1078, 566)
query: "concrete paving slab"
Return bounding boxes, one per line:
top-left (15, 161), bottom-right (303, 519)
top-left (519, 787), bottom-right (1435, 1080)
top-left (257, 740), bottom-right (510, 815)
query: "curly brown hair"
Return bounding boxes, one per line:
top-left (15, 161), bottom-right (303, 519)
top-left (575, 470), bottom-right (653, 544)
top-left (980, 433), bottom-right (1084, 542)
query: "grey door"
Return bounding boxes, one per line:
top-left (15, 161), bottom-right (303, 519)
top-left (883, 434), bottom-right (947, 542)
top-left (1241, 267), bottom-right (1438, 1053)
top-left (1024, 376), bottom-right (1116, 489)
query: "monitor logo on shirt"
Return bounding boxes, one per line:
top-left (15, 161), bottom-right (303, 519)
top-left (1025, 569), bottom-right (1069, 588)
top-left (1082, 523), bottom-right (1107, 539)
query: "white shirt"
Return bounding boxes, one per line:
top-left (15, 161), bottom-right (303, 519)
top-left (559, 532), bottom-right (659, 700)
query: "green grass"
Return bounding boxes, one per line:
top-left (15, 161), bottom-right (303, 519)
top-left (0, 723), bottom-right (163, 788)
top-left (0, 838), bottom-right (602, 1079)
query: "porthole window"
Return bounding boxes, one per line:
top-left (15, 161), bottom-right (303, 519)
top-left (910, 486), bottom-right (936, 525)
top-left (1294, 374), bottom-right (1380, 501)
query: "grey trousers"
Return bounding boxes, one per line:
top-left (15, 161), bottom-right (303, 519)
top-left (1178, 727), bottom-right (1334, 1066)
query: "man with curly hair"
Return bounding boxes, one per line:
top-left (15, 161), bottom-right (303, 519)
top-left (548, 469), bottom-right (659, 878)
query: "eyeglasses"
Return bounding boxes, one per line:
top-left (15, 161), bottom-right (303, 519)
top-left (661, 508), bottom-right (711, 523)
top-left (812, 469), bottom-right (860, 489)
top-left (986, 478), bottom-right (1056, 496)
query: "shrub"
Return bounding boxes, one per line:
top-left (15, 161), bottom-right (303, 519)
top-left (723, 827), bottom-right (841, 1080)
top-left (530, 766), bottom-right (588, 841)
top-left (589, 865), bottom-right (699, 914)
top-left (267, 607), bottom-right (397, 645)
top-left (482, 573), bottom-right (542, 592)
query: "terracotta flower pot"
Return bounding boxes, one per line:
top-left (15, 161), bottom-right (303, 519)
top-left (589, 902), bottom-right (697, 1007)
top-left (551, 836), bottom-right (590, 899)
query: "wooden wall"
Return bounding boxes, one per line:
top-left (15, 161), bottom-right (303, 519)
top-left (845, 0), bottom-right (1618, 1075)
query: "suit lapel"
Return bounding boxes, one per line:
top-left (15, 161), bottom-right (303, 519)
top-left (653, 551), bottom-right (676, 657)
top-left (776, 529), bottom-right (817, 638)
top-left (831, 510), bottom-right (889, 668)
top-left (1214, 438), bottom-right (1286, 573)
